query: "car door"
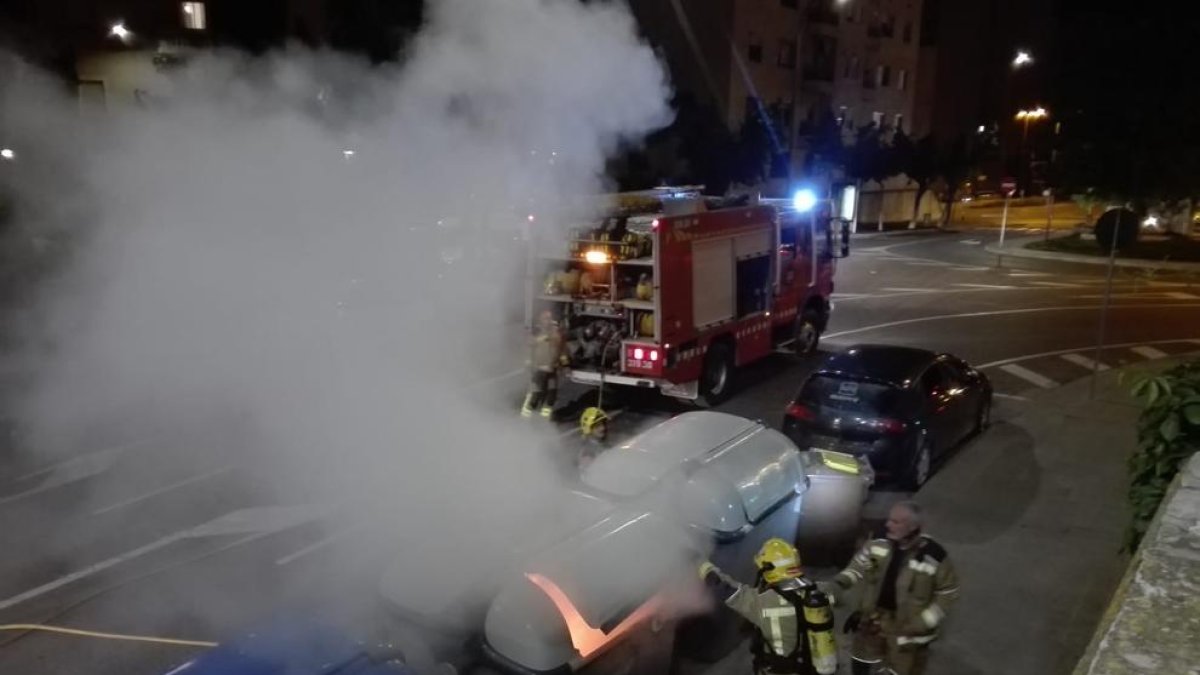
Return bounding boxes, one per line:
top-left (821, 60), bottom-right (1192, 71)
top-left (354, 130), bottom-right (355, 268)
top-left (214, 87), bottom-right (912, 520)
top-left (917, 364), bottom-right (955, 451)
top-left (941, 357), bottom-right (983, 442)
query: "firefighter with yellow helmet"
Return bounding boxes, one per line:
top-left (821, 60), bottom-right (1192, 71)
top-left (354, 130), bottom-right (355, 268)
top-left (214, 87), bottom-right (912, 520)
top-left (521, 310), bottom-right (568, 418)
top-left (699, 539), bottom-right (838, 675)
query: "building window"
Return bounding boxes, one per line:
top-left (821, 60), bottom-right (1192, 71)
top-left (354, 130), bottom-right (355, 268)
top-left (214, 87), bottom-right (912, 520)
top-left (748, 38), bottom-right (763, 63)
top-left (778, 39), bottom-right (796, 69)
top-left (902, 21), bottom-right (914, 43)
top-left (898, 68), bottom-right (908, 91)
top-left (893, 114), bottom-right (905, 132)
top-left (878, 65), bottom-right (891, 87)
top-left (872, 111), bottom-right (884, 128)
top-left (182, 2), bottom-right (206, 30)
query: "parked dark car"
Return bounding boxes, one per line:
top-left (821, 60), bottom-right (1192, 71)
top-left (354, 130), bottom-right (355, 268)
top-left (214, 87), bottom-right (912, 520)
top-left (782, 345), bottom-right (992, 489)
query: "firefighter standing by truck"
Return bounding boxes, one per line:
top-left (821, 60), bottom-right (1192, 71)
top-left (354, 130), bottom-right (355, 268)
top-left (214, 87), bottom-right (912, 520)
top-left (698, 539), bottom-right (838, 675)
top-left (522, 310), bottom-right (567, 418)
top-left (819, 502), bottom-right (960, 675)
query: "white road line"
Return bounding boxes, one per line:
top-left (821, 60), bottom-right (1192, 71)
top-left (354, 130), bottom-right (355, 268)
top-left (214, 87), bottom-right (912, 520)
top-left (832, 293), bottom-right (869, 299)
top-left (1027, 281), bottom-right (1085, 288)
top-left (993, 393), bottom-right (1030, 402)
top-left (1059, 353), bottom-right (1109, 372)
top-left (1131, 346), bottom-right (1169, 360)
top-left (276, 526), bottom-right (360, 566)
top-left (14, 441), bottom-right (151, 482)
top-left (950, 266), bottom-right (989, 272)
top-left (977, 338), bottom-right (1200, 369)
top-left (91, 465), bottom-right (234, 516)
top-left (999, 364), bottom-right (1059, 389)
top-left (905, 261), bottom-right (949, 267)
top-left (0, 505), bottom-right (327, 611)
top-left (880, 287), bottom-right (938, 293)
top-left (0, 447), bottom-right (126, 507)
top-left (1008, 272), bottom-right (1051, 277)
top-left (1164, 292), bottom-right (1200, 300)
top-left (824, 304), bottom-right (1200, 341)
top-left (960, 239), bottom-right (982, 245)
top-left (953, 283), bottom-right (1017, 290)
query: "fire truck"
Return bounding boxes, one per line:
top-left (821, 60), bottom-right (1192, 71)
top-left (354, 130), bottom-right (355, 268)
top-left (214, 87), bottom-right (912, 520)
top-left (530, 187), bottom-right (850, 405)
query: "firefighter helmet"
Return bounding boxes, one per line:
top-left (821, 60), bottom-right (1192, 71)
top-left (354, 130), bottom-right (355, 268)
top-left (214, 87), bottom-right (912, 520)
top-left (754, 538), bottom-right (803, 584)
top-left (580, 407), bottom-right (609, 438)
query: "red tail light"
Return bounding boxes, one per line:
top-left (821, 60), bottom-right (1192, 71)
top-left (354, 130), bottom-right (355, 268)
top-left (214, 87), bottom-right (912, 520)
top-left (785, 403), bottom-right (816, 422)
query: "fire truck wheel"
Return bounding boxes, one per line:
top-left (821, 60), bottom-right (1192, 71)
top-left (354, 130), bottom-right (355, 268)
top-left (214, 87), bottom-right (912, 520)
top-left (699, 341), bottom-right (736, 406)
top-left (794, 311), bottom-right (821, 355)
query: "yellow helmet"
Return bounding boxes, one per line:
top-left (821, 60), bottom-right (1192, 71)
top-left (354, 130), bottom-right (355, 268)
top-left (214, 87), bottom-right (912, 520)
top-left (754, 538), bottom-right (803, 584)
top-left (580, 407), bottom-right (609, 438)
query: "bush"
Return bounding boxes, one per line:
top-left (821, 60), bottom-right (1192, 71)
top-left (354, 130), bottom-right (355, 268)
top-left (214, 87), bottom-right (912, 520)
top-left (1093, 208), bottom-right (1139, 252)
top-left (1125, 360), bottom-right (1200, 550)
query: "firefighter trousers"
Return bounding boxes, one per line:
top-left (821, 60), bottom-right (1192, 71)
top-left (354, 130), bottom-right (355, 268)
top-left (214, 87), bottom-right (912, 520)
top-left (849, 612), bottom-right (930, 675)
top-left (523, 369), bottom-right (558, 413)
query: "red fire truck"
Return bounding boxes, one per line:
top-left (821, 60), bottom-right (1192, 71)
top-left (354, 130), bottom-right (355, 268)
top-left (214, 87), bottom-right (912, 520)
top-left (530, 188), bottom-right (850, 405)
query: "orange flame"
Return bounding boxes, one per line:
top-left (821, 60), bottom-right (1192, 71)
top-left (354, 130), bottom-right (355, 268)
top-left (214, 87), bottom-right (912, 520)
top-left (524, 573), bottom-right (662, 659)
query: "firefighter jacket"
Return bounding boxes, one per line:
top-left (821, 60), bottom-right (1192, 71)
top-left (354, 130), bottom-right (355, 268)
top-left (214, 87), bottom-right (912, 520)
top-left (704, 566), bottom-right (811, 673)
top-left (829, 535), bottom-right (959, 646)
top-left (529, 326), bottom-right (565, 372)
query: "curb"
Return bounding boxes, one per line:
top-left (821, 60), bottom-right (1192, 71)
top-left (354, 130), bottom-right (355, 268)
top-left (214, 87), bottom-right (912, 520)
top-left (984, 244), bottom-right (1200, 272)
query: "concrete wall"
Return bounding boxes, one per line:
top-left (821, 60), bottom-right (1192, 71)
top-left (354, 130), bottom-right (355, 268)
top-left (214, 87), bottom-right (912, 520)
top-left (1072, 453), bottom-right (1200, 674)
top-left (854, 178), bottom-right (943, 229)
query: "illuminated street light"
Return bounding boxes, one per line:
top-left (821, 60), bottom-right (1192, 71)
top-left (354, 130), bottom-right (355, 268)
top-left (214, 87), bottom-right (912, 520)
top-left (0, 148), bottom-right (14, 161)
top-left (1015, 107), bottom-right (1048, 121)
top-left (109, 21), bottom-right (132, 42)
top-left (1013, 50), bottom-right (1033, 68)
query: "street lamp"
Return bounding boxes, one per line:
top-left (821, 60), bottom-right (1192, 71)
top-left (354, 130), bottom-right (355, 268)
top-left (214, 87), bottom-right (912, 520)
top-left (109, 21), bottom-right (132, 42)
top-left (1015, 107), bottom-right (1049, 194)
top-left (1012, 50), bottom-right (1033, 69)
top-left (0, 148), bottom-right (14, 161)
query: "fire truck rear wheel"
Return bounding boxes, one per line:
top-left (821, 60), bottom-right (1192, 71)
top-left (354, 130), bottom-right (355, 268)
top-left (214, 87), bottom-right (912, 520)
top-left (700, 341), bottom-right (735, 406)
top-left (794, 312), bottom-right (821, 355)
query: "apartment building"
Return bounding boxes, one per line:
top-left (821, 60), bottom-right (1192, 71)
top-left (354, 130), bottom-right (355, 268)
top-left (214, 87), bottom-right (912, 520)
top-left (831, 0), bottom-right (923, 136)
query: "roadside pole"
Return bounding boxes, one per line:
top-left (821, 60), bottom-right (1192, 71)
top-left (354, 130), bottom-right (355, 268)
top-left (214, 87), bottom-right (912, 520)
top-left (1043, 189), bottom-right (1054, 241)
top-left (999, 192), bottom-right (1011, 247)
top-left (1089, 210), bottom-right (1122, 399)
top-left (996, 179), bottom-right (1016, 267)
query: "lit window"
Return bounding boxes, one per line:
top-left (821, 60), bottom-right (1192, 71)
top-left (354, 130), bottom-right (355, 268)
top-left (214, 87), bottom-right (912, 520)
top-left (898, 68), bottom-right (908, 91)
top-left (182, 2), bottom-right (206, 30)
top-left (871, 111), bottom-right (884, 127)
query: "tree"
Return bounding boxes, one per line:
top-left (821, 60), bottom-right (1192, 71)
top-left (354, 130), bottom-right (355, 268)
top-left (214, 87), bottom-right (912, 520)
top-left (893, 131), bottom-right (938, 224)
top-left (733, 99), bottom-right (791, 185)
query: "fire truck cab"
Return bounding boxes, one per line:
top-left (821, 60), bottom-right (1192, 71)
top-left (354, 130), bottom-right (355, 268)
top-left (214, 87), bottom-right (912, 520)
top-left (531, 187), bottom-right (850, 405)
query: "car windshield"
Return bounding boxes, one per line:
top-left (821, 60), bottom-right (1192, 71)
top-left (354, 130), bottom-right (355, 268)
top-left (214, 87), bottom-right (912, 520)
top-left (799, 375), bottom-right (899, 415)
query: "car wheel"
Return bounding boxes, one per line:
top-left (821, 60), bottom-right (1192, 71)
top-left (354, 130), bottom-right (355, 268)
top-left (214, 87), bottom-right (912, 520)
top-left (904, 440), bottom-right (933, 491)
top-left (794, 312), bottom-right (821, 355)
top-left (700, 342), bottom-right (735, 406)
top-left (975, 395), bottom-right (992, 434)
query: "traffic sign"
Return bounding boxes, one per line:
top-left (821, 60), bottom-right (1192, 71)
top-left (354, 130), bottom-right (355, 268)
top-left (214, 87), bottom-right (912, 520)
top-left (1001, 178), bottom-right (1017, 194)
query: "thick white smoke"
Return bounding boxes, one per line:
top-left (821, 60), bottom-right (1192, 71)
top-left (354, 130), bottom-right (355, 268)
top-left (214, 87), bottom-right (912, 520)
top-left (1, 0), bottom-right (672, 639)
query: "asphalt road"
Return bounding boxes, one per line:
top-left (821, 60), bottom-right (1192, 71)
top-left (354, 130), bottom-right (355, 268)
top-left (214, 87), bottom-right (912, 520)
top-left (2, 227), bottom-right (1199, 674)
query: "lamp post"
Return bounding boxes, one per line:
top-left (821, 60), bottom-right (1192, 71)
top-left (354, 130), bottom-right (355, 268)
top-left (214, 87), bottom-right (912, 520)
top-left (1015, 107), bottom-right (1048, 194)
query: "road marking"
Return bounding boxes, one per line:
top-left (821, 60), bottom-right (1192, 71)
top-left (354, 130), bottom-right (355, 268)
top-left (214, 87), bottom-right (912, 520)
top-left (880, 287), bottom-right (938, 293)
top-left (1008, 272), bottom-right (1051, 277)
top-left (999, 364), bottom-right (1059, 389)
top-left (993, 393), bottom-right (1030, 402)
top-left (0, 447), bottom-right (126, 507)
top-left (0, 505), bottom-right (328, 611)
top-left (950, 266), bottom-right (989, 272)
top-left (977, 338), bottom-right (1200, 369)
top-left (275, 525), bottom-right (361, 566)
top-left (824, 304), bottom-right (1200, 341)
top-left (1059, 353), bottom-right (1109, 372)
top-left (1131, 346), bottom-right (1169, 360)
top-left (91, 465), bottom-right (234, 516)
top-left (832, 292), bottom-right (869, 300)
top-left (905, 261), bottom-right (949, 267)
top-left (959, 240), bottom-right (982, 245)
top-left (1164, 292), bottom-right (1200, 300)
top-left (953, 283), bottom-right (1017, 290)
top-left (1027, 281), bottom-right (1085, 288)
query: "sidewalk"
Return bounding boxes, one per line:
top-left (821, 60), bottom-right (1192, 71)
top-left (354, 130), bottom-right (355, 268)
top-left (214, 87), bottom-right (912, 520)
top-left (985, 239), bottom-right (1200, 273)
top-left (917, 360), bottom-right (1190, 675)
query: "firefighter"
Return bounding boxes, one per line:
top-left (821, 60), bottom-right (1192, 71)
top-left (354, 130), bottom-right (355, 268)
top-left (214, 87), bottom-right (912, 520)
top-left (818, 501), bottom-right (960, 675)
top-left (521, 310), bottom-right (567, 419)
top-left (699, 539), bottom-right (838, 675)
top-left (577, 407), bottom-right (609, 469)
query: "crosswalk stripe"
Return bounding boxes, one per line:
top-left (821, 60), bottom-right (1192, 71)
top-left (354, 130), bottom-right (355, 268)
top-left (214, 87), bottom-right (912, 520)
top-left (1027, 281), bottom-right (1085, 288)
top-left (950, 267), bottom-right (989, 272)
top-left (1131, 346), bottom-right (1169, 360)
top-left (999, 363), bottom-right (1059, 389)
top-left (1059, 353), bottom-right (1109, 372)
top-left (954, 283), bottom-right (1017, 289)
top-left (1008, 272), bottom-right (1051, 277)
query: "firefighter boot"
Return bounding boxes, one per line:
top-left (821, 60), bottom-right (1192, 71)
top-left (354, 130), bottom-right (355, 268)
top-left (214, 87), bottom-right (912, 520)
top-left (521, 393), bottom-right (539, 418)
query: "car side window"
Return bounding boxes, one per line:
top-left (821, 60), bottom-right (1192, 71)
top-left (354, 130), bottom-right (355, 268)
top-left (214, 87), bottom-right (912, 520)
top-left (939, 359), bottom-right (972, 388)
top-left (919, 366), bottom-right (947, 399)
